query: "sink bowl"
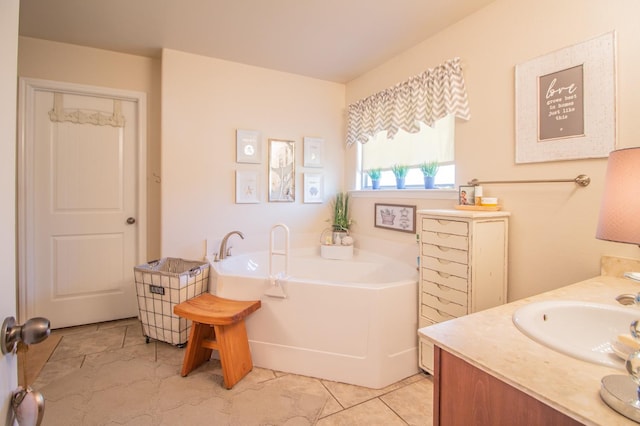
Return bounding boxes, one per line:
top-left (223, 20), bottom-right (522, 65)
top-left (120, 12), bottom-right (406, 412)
top-left (512, 300), bottom-right (640, 368)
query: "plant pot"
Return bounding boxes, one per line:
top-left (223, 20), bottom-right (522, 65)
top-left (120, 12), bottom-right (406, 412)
top-left (424, 176), bottom-right (435, 189)
top-left (395, 177), bottom-right (405, 189)
top-left (332, 231), bottom-right (348, 245)
top-left (371, 179), bottom-right (380, 190)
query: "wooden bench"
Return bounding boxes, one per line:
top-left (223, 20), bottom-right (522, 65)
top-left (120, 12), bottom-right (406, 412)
top-left (173, 293), bottom-right (261, 389)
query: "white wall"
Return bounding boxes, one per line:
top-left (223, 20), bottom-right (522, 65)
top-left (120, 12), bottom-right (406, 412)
top-left (160, 49), bottom-right (346, 259)
top-left (346, 0), bottom-right (640, 300)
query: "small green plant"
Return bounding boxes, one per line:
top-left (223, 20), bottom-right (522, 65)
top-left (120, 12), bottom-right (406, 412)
top-left (366, 168), bottom-right (381, 180)
top-left (420, 160), bottom-right (440, 177)
top-left (330, 192), bottom-right (351, 232)
top-left (391, 164), bottom-right (409, 178)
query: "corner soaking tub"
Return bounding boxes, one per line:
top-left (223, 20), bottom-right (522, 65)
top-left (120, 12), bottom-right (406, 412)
top-left (208, 248), bottom-right (419, 389)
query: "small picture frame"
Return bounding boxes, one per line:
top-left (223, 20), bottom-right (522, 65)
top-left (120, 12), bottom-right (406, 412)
top-left (303, 173), bottom-right (323, 203)
top-left (236, 129), bottom-right (261, 163)
top-left (235, 170), bottom-right (260, 203)
top-left (374, 203), bottom-right (416, 233)
top-left (303, 137), bottom-right (324, 167)
top-left (459, 185), bottom-right (475, 206)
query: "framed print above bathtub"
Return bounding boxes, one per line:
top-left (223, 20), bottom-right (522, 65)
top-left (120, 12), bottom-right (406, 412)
top-left (236, 129), bottom-right (261, 163)
top-left (374, 203), bottom-right (416, 233)
top-left (303, 137), bottom-right (324, 167)
top-left (235, 170), bottom-right (260, 203)
top-left (268, 139), bottom-right (295, 202)
top-left (303, 173), bottom-right (323, 203)
top-left (515, 31), bottom-right (616, 163)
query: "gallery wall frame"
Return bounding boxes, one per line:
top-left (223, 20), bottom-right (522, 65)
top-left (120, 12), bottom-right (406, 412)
top-left (303, 173), bottom-right (323, 203)
top-left (515, 31), bottom-right (616, 163)
top-left (374, 203), bottom-right (416, 233)
top-left (303, 137), bottom-right (324, 167)
top-left (268, 139), bottom-right (295, 202)
top-left (236, 129), bottom-right (261, 163)
top-left (235, 170), bottom-right (260, 203)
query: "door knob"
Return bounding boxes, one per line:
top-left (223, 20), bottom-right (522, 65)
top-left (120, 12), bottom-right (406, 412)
top-left (126, 217), bottom-right (136, 224)
top-left (1, 316), bottom-right (50, 355)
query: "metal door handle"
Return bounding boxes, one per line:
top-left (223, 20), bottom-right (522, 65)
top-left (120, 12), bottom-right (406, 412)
top-left (126, 217), bottom-right (136, 225)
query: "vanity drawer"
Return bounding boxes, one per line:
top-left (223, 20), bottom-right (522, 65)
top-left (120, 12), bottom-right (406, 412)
top-left (422, 281), bottom-right (468, 305)
top-left (422, 268), bottom-right (468, 292)
top-left (422, 218), bottom-right (468, 236)
top-left (422, 243), bottom-right (468, 264)
top-left (422, 293), bottom-right (467, 317)
top-left (423, 257), bottom-right (468, 279)
top-left (422, 231), bottom-right (468, 250)
top-left (421, 304), bottom-right (457, 323)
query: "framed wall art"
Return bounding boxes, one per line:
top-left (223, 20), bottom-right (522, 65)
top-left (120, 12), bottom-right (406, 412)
top-left (374, 203), bottom-right (416, 233)
top-left (236, 129), bottom-right (261, 163)
top-left (235, 170), bottom-right (260, 203)
top-left (515, 31), bottom-right (616, 163)
top-left (268, 139), bottom-right (295, 202)
top-left (303, 137), bottom-right (324, 167)
top-left (303, 173), bottom-right (323, 203)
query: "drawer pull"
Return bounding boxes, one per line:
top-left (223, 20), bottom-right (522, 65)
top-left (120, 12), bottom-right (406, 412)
top-left (436, 296), bottom-right (451, 305)
top-left (436, 284), bottom-right (451, 292)
top-left (436, 245), bottom-right (450, 252)
top-left (437, 271), bottom-right (451, 278)
top-left (436, 232), bottom-right (451, 239)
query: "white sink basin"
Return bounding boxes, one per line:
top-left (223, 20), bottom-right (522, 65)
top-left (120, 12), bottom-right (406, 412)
top-left (512, 300), bottom-right (640, 369)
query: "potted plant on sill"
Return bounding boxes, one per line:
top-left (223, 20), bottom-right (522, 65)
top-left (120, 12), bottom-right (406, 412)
top-left (391, 164), bottom-right (409, 189)
top-left (366, 168), bottom-right (382, 189)
top-left (420, 160), bottom-right (439, 189)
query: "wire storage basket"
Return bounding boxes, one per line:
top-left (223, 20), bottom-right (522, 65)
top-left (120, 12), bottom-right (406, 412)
top-left (134, 258), bottom-right (209, 346)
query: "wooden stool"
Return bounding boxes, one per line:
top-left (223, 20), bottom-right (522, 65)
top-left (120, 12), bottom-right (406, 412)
top-left (173, 293), bottom-right (261, 389)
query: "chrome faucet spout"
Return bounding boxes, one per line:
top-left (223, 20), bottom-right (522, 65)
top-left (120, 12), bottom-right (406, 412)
top-left (217, 231), bottom-right (245, 261)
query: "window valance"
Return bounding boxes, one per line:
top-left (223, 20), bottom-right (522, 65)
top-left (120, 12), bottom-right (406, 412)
top-left (346, 57), bottom-right (470, 146)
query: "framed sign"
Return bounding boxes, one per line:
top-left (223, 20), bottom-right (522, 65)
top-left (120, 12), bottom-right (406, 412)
top-left (235, 170), bottom-right (260, 203)
top-left (303, 173), bottom-right (323, 203)
top-left (515, 31), bottom-right (616, 163)
top-left (236, 129), bottom-right (261, 163)
top-left (374, 203), bottom-right (416, 233)
top-left (303, 137), bottom-right (324, 167)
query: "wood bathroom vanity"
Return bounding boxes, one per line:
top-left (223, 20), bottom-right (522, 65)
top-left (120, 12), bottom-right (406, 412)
top-left (419, 267), bottom-right (640, 425)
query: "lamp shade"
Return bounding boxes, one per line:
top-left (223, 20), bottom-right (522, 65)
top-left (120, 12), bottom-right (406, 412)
top-left (596, 147), bottom-right (640, 245)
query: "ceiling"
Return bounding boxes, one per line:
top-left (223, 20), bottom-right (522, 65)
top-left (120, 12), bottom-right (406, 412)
top-left (18, 0), bottom-right (495, 83)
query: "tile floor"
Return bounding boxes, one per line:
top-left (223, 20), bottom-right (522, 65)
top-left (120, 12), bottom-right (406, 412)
top-left (33, 317), bottom-right (434, 425)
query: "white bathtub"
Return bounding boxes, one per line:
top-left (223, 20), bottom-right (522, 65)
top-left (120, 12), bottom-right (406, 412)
top-left (208, 247), bottom-right (419, 389)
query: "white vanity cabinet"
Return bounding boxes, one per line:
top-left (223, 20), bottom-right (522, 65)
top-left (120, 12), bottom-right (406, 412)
top-left (417, 209), bottom-right (509, 373)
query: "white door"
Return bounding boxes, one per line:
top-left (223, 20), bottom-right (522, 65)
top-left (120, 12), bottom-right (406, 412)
top-left (1, 0), bottom-right (19, 420)
top-left (19, 79), bottom-right (147, 329)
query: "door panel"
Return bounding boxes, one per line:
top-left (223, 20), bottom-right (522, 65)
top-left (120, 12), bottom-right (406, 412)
top-left (26, 88), bottom-right (142, 328)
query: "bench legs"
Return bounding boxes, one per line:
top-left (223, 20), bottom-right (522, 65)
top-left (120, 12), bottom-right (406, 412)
top-left (180, 320), bottom-right (254, 389)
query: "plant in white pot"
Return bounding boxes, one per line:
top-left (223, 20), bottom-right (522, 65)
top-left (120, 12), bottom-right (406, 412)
top-left (420, 160), bottom-right (439, 189)
top-left (330, 192), bottom-right (351, 243)
top-left (366, 168), bottom-right (382, 189)
top-left (391, 164), bottom-right (409, 189)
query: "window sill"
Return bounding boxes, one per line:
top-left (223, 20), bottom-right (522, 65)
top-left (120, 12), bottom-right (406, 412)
top-left (349, 189), bottom-right (458, 200)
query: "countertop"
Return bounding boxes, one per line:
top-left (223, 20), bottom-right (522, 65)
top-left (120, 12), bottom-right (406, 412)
top-left (418, 268), bottom-right (640, 425)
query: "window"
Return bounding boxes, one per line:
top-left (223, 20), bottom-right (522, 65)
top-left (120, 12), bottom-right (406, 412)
top-left (361, 114), bottom-right (456, 189)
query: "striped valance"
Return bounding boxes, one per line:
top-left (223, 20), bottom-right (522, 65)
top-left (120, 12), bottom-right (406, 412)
top-left (346, 57), bottom-right (470, 146)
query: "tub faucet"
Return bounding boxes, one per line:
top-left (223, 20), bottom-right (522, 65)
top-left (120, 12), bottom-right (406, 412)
top-left (217, 231), bottom-right (245, 261)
